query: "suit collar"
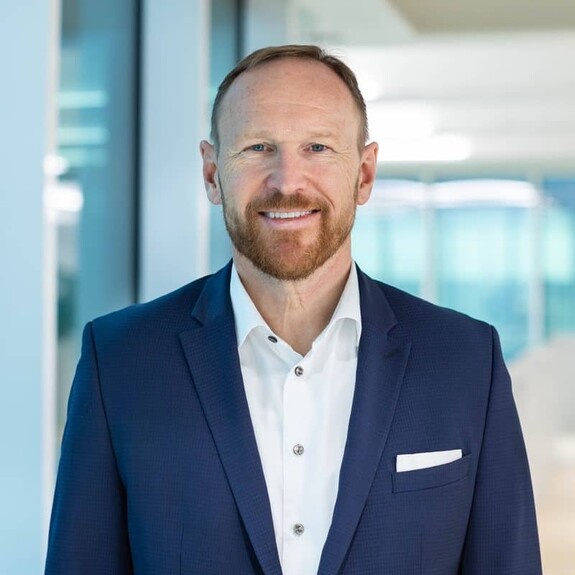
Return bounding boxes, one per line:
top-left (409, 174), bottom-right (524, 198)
top-left (318, 267), bottom-right (410, 575)
top-left (356, 262), bottom-right (398, 336)
top-left (189, 262), bottom-right (233, 325)
top-left (182, 262), bottom-right (282, 575)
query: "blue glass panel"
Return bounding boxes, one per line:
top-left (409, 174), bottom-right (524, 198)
top-left (353, 207), bottom-right (424, 297)
top-left (56, 0), bottom-right (138, 434)
top-left (435, 206), bottom-right (530, 359)
top-left (543, 179), bottom-right (575, 339)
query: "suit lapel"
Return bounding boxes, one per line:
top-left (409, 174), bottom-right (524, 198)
top-left (179, 265), bottom-right (282, 575)
top-left (318, 269), bottom-right (411, 575)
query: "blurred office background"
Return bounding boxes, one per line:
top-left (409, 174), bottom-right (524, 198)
top-left (1, 0), bottom-right (574, 573)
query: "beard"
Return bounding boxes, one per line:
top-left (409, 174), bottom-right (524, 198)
top-left (221, 188), bottom-right (358, 281)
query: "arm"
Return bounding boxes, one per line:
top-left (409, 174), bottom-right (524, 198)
top-left (45, 323), bottom-right (133, 574)
top-left (460, 327), bottom-right (542, 574)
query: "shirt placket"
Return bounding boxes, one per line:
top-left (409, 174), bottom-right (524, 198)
top-left (282, 357), bottom-right (311, 574)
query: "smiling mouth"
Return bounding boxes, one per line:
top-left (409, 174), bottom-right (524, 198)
top-left (261, 210), bottom-right (318, 219)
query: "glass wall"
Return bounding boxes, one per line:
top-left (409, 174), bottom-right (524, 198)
top-left (544, 179), bottom-right (575, 339)
top-left (353, 181), bottom-right (426, 297)
top-left (435, 204), bottom-right (531, 357)
top-left (354, 178), bottom-right (575, 361)
top-left (54, 0), bottom-right (139, 436)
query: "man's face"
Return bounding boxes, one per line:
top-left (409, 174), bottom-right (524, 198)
top-left (201, 58), bottom-right (378, 281)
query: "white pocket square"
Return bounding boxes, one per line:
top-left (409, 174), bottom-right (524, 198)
top-left (396, 449), bottom-right (462, 472)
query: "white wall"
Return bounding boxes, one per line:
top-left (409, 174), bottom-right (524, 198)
top-left (0, 1), bottom-right (59, 573)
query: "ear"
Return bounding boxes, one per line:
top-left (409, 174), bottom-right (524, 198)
top-left (356, 141), bottom-right (378, 206)
top-left (200, 140), bottom-right (222, 205)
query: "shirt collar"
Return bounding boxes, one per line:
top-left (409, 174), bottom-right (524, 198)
top-left (324, 262), bottom-right (362, 346)
top-left (230, 264), bottom-right (269, 348)
top-left (229, 263), bottom-right (362, 350)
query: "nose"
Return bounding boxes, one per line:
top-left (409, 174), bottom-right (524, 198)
top-left (266, 149), bottom-right (307, 194)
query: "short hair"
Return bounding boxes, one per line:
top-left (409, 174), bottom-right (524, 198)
top-left (210, 44), bottom-right (368, 150)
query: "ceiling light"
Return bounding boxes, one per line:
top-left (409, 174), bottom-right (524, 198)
top-left (44, 183), bottom-right (84, 213)
top-left (368, 103), bottom-right (436, 139)
top-left (377, 135), bottom-right (473, 163)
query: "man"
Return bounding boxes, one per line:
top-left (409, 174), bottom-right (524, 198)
top-left (45, 45), bottom-right (542, 574)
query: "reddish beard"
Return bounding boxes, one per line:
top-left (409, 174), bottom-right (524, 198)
top-left (221, 190), bottom-right (357, 281)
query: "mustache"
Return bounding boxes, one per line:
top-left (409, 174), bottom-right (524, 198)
top-left (247, 192), bottom-right (324, 213)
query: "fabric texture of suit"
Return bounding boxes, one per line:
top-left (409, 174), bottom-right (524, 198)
top-left (45, 263), bottom-right (542, 574)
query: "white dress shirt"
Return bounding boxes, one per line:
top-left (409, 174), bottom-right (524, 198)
top-left (230, 264), bottom-right (361, 575)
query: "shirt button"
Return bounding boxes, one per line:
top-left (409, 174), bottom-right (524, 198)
top-left (294, 365), bottom-right (304, 377)
top-left (293, 523), bottom-right (305, 536)
top-left (293, 444), bottom-right (304, 456)
top-left (268, 335), bottom-right (278, 343)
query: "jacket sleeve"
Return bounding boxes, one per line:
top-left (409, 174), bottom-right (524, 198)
top-left (460, 326), bottom-right (542, 574)
top-left (45, 323), bottom-right (133, 574)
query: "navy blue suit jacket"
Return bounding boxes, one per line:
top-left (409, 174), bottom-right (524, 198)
top-left (46, 264), bottom-right (542, 574)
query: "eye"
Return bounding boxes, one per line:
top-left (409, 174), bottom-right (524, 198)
top-left (249, 143), bottom-right (268, 152)
top-left (309, 143), bottom-right (328, 152)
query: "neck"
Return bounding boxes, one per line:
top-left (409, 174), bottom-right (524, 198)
top-left (234, 246), bottom-right (353, 356)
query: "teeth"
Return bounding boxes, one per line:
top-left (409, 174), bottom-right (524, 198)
top-left (265, 211), bottom-right (313, 219)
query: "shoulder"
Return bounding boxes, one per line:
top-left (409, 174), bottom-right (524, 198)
top-left (361, 269), bottom-right (487, 325)
top-left (90, 265), bottom-right (230, 344)
top-left (358, 272), bottom-right (503, 394)
top-left (359, 270), bottom-right (494, 351)
top-left (95, 277), bottom-right (206, 328)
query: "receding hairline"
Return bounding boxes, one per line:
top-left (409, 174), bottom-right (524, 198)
top-left (210, 45), bottom-right (369, 151)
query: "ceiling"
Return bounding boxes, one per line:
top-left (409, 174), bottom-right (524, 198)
top-left (387, 0), bottom-right (575, 34)
top-left (290, 0), bottom-right (575, 175)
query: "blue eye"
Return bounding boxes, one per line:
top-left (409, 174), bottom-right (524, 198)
top-left (250, 144), bottom-right (267, 152)
top-left (310, 144), bottom-right (327, 152)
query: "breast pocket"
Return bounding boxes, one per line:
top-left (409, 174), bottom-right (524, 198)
top-left (391, 453), bottom-right (471, 493)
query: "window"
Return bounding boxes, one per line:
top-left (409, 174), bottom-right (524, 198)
top-left (353, 178), bottom-right (575, 360)
top-left (54, 0), bottom-right (139, 435)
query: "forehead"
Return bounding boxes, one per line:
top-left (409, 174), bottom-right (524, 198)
top-left (229, 58), bottom-right (352, 99)
top-left (217, 58), bottom-right (360, 140)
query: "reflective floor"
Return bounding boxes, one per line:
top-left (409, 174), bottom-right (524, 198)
top-left (538, 461), bottom-right (575, 574)
top-left (510, 338), bottom-right (575, 573)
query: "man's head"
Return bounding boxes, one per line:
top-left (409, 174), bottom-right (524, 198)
top-left (200, 45), bottom-right (378, 281)
top-left (210, 45), bottom-right (369, 152)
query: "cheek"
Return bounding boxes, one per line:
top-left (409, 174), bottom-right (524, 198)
top-left (221, 162), bottom-right (265, 190)
top-left (219, 174), bottom-right (258, 213)
top-left (313, 157), bottom-right (360, 184)
top-left (315, 166), bottom-right (361, 202)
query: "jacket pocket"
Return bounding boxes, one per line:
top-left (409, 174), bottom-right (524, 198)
top-left (391, 453), bottom-right (471, 493)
